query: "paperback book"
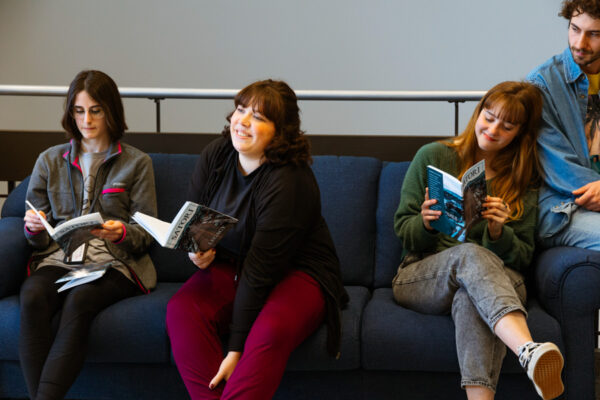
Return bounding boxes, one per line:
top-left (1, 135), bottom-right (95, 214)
top-left (25, 200), bottom-right (104, 258)
top-left (427, 160), bottom-right (486, 242)
top-left (132, 201), bottom-right (238, 253)
top-left (55, 261), bottom-right (113, 292)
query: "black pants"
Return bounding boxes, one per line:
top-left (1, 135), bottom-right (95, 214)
top-left (19, 266), bottom-right (138, 400)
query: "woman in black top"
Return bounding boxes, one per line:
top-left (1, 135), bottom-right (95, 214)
top-left (166, 79), bottom-right (348, 399)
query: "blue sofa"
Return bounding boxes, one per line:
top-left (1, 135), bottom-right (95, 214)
top-left (0, 152), bottom-right (599, 399)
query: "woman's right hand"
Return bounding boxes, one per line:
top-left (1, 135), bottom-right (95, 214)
top-left (421, 187), bottom-right (441, 231)
top-left (188, 248), bottom-right (216, 269)
top-left (24, 209), bottom-right (47, 233)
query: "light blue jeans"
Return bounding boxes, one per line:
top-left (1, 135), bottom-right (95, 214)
top-left (539, 206), bottom-right (600, 250)
top-left (392, 243), bottom-right (527, 392)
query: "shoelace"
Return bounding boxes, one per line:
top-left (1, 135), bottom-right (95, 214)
top-left (517, 341), bottom-right (541, 369)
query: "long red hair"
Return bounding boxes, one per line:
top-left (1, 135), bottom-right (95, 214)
top-left (446, 81), bottom-right (543, 220)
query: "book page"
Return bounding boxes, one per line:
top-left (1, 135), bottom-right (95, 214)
top-left (52, 213), bottom-right (104, 241)
top-left (57, 270), bottom-right (106, 292)
top-left (26, 200), bottom-right (104, 256)
top-left (55, 261), bottom-right (112, 292)
top-left (55, 262), bottom-right (113, 283)
top-left (132, 211), bottom-right (171, 246)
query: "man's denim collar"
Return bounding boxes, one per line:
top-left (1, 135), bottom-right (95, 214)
top-left (563, 47), bottom-right (586, 84)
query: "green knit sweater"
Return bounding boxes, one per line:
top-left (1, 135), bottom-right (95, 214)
top-left (394, 141), bottom-right (538, 272)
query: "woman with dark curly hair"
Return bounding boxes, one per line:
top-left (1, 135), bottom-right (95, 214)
top-left (166, 79), bottom-right (348, 399)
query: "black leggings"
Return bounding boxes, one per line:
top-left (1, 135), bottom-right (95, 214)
top-left (19, 266), bottom-right (138, 400)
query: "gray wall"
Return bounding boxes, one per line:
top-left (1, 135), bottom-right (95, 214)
top-left (0, 0), bottom-right (566, 136)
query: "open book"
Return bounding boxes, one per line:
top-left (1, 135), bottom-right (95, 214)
top-left (132, 201), bottom-right (238, 253)
top-left (25, 200), bottom-right (104, 257)
top-left (55, 261), bottom-right (113, 292)
top-left (427, 160), bottom-right (486, 242)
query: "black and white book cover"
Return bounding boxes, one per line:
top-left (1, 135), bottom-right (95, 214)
top-left (133, 201), bottom-right (238, 253)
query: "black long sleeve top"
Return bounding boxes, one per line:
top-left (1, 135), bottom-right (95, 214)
top-left (188, 137), bottom-right (348, 356)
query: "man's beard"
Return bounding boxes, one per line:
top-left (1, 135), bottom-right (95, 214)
top-left (571, 46), bottom-right (600, 68)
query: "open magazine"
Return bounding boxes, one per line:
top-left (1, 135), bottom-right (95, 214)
top-left (55, 261), bottom-right (114, 292)
top-left (25, 200), bottom-right (104, 257)
top-left (132, 201), bottom-right (238, 253)
top-left (427, 159), bottom-right (486, 242)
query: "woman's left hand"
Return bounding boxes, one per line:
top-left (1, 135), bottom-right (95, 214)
top-left (482, 195), bottom-right (510, 241)
top-left (91, 220), bottom-right (124, 242)
top-left (209, 351), bottom-right (241, 390)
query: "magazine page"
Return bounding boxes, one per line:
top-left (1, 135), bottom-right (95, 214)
top-left (55, 261), bottom-right (113, 292)
top-left (55, 261), bottom-right (114, 282)
top-left (52, 213), bottom-right (104, 241)
top-left (26, 200), bottom-right (104, 255)
top-left (427, 165), bottom-right (466, 240)
top-left (461, 160), bottom-right (486, 232)
top-left (56, 270), bottom-right (107, 292)
top-left (131, 211), bottom-right (171, 246)
top-left (167, 201), bottom-right (238, 252)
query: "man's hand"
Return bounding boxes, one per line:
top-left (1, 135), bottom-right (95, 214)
top-left (573, 180), bottom-right (600, 211)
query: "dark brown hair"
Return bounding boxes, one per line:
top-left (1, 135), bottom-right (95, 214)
top-left (560, 0), bottom-right (600, 20)
top-left (61, 70), bottom-right (127, 142)
top-left (221, 79), bottom-right (311, 166)
top-left (446, 81), bottom-right (543, 220)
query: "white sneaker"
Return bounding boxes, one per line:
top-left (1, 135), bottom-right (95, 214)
top-left (517, 341), bottom-right (564, 400)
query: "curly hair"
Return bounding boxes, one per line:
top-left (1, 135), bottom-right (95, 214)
top-left (445, 81), bottom-right (543, 221)
top-left (221, 79), bottom-right (311, 166)
top-left (560, 0), bottom-right (600, 20)
top-left (61, 70), bottom-right (127, 142)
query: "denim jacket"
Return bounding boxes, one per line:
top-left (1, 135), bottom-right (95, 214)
top-left (527, 47), bottom-right (600, 238)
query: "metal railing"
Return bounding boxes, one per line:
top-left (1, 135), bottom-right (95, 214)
top-left (0, 85), bottom-right (486, 135)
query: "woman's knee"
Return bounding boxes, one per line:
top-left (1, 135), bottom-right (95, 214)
top-left (20, 278), bottom-right (53, 312)
top-left (166, 288), bottom-right (226, 336)
top-left (453, 243), bottom-right (503, 271)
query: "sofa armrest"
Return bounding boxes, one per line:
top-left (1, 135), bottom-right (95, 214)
top-left (0, 217), bottom-right (30, 298)
top-left (534, 246), bottom-right (600, 316)
top-left (533, 246), bottom-right (600, 400)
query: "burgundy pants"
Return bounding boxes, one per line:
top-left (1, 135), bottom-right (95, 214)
top-left (166, 263), bottom-right (325, 400)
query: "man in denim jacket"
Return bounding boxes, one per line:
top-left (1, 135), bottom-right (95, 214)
top-left (527, 0), bottom-right (600, 250)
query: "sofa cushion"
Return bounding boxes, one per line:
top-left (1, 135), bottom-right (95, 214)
top-left (374, 161), bottom-right (410, 288)
top-left (286, 285), bottom-right (369, 371)
top-left (312, 156), bottom-right (382, 287)
top-left (85, 282), bottom-right (182, 363)
top-left (148, 153), bottom-right (200, 283)
top-left (361, 288), bottom-right (563, 373)
top-left (1, 176), bottom-right (29, 218)
top-left (0, 295), bottom-right (20, 361)
top-left (0, 217), bottom-right (29, 298)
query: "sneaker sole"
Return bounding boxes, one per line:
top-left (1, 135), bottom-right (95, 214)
top-left (532, 348), bottom-right (564, 400)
